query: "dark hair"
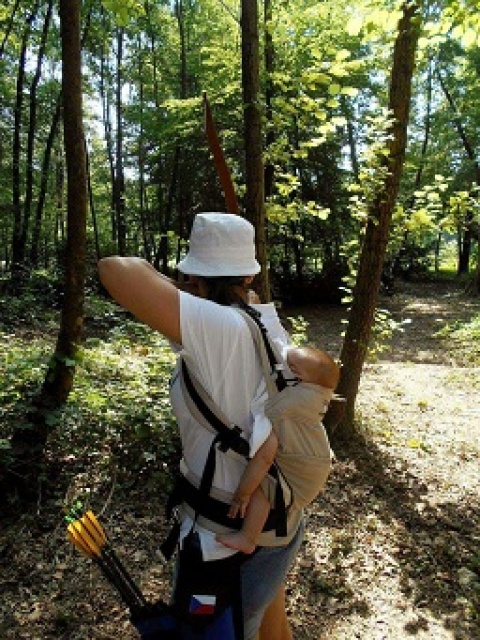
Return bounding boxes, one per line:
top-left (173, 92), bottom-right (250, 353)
top-left (201, 276), bottom-right (249, 306)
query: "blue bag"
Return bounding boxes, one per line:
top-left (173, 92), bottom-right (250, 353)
top-left (132, 530), bottom-right (244, 640)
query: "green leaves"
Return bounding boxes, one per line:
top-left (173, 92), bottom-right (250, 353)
top-left (101, 0), bottom-right (145, 26)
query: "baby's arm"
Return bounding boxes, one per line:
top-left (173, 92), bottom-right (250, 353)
top-left (228, 430), bottom-right (279, 518)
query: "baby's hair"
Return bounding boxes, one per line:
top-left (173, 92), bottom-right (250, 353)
top-left (288, 345), bottom-right (340, 389)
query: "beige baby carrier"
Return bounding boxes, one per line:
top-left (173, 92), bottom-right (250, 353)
top-left (238, 307), bottom-right (334, 509)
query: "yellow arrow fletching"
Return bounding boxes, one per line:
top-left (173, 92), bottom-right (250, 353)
top-left (80, 514), bottom-right (105, 548)
top-left (67, 524), bottom-right (94, 558)
top-left (71, 520), bottom-right (102, 558)
top-left (84, 510), bottom-right (107, 545)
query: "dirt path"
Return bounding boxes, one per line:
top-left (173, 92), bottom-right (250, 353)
top-left (1, 280), bottom-right (479, 639)
top-left (284, 280), bottom-right (480, 639)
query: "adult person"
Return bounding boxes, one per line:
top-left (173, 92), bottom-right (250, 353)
top-left (98, 212), bottom-right (304, 640)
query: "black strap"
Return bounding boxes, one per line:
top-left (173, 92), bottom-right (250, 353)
top-left (168, 474), bottom-right (282, 533)
top-left (268, 463), bottom-right (288, 537)
top-left (181, 360), bottom-right (250, 458)
top-left (237, 303), bottom-right (288, 391)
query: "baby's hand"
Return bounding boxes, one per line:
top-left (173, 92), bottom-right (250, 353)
top-left (247, 289), bottom-right (261, 304)
top-left (228, 494), bottom-right (250, 519)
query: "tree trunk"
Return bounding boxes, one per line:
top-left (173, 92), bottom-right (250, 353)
top-left (331, 3), bottom-right (420, 440)
top-left (86, 142), bottom-right (102, 262)
top-left (241, 0), bottom-right (269, 301)
top-left (100, 7), bottom-right (116, 243)
top-left (264, 0), bottom-right (275, 200)
top-left (30, 93), bottom-right (62, 265)
top-left (22, 0), bottom-right (53, 267)
top-left (114, 27), bottom-right (127, 255)
top-left (155, 147), bottom-right (179, 273)
top-left (137, 43), bottom-right (151, 261)
top-left (11, 4), bottom-right (40, 283)
top-left (437, 67), bottom-right (480, 275)
top-left (410, 57), bottom-right (433, 207)
top-left (7, 0), bottom-right (88, 496)
top-left (43, 0), bottom-right (87, 404)
top-left (55, 145), bottom-right (65, 247)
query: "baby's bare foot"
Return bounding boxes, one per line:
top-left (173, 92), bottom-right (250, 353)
top-left (216, 532), bottom-right (256, 554)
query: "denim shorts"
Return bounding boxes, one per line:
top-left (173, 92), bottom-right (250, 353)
top-left (241, 519), bottom-right (305, 640)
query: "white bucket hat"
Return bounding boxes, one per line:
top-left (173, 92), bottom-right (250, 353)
top-left (176, 212), bottom-right (261, 277)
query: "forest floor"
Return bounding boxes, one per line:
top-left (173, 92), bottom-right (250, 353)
top-left (1, 279), bottom-right (479, 639)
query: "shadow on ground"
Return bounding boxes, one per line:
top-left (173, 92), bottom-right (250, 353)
top-left (297, 431), bottom-right (479, 639)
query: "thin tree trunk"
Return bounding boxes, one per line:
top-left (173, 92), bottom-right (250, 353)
top-left (30, 93), bottom-right (62, 265)
top-left (55, 145), bottom-right (65, 246)
top-left (22, 0), bottom-right (54, 266)
top-left (145, 0), bottom-right (161, 109)
top-left (11, 3), bottom-right (40, 280)
top-left (137, 43), bottom-right (151, 261)
top-left (264, 0), bottom-right (275, 200)
top-left (437, 67), bottom-right (480, 274)
top-left (86, 141), bottom-right (101, 262)
top-left (114, 27), bottom-right (126, 255)
top-left (410, 57), bottom-right (433, 206)
top-left (332, 3), bottom-right (421, 439)
top-left (241, 0), bottom-right (269, 301)
top-left (99, 7), bottom-right (116, 242)
top-left (346, 113), bottom-right (359, 181)
top-left (154, 147), bottom-right (179, 273)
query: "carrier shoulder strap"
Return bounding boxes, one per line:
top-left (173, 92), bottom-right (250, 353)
top-left (180, 359), bottom-right (250, 458)
top-left (233, 305), bottom-right (289, 393)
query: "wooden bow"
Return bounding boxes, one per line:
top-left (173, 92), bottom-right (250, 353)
top-left (203, 91), bottom-right (239, 214)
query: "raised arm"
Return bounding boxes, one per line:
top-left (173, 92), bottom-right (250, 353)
top-left (98, 257), bottom-right (181, 344)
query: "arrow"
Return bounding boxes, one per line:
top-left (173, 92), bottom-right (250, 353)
top-left (67, 512), bottom-right (148, 615)
top-left (82, 511), bottom-right (147, 608)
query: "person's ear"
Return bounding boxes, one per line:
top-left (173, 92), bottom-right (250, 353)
top-left (244, 276), bottom-right (254, 285)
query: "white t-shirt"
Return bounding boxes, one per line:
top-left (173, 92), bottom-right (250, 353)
top-left (169, 293), bottom-right (289, 560)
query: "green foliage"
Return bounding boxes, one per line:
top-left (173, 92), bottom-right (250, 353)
top-left (366, 308), bottom-right (408, 361)
top-left (0, 292), bottom-right (181, 497)
top-left (341, 110), bottom-right (395, 300)
top-left (61, 313), bottom-right (180, 487)
top-left (0, 319), bottom-right (53, 468)
top-left (287, 314), bottom-right (310, 346)
top-left (436, 315), bottom-right (480, 365)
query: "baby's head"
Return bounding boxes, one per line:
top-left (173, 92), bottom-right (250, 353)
top-left (286, 345), bottom-right (339, 389)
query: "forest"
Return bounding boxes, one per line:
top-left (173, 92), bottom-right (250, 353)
top-left (0, 0), bottom-right (479, 639)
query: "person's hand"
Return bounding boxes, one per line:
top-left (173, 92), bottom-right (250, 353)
top-left (247, 289), bottom-right (261, 304)
top-left (228, 493), bottom-right (250, 519)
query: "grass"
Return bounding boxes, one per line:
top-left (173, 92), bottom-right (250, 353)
top-left (0, 292), bottom-right (180, 506)
top-left (435, 314), bottom-right (480, 365)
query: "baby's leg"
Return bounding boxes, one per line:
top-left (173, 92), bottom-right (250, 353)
top-left (217, 488), bottom-right (270, 554)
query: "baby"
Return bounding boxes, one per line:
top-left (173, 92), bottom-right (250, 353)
top-left (217, 345), bottom-right (339, 554)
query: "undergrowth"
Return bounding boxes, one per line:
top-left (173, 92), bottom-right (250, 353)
top-left (436, 314), bottom-right (480, 365)
top-left (0, 292), bottom-right (180, 507)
